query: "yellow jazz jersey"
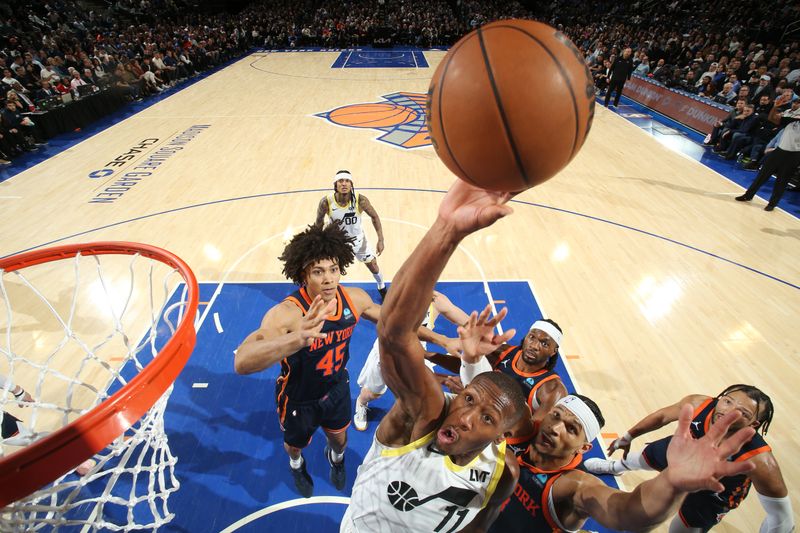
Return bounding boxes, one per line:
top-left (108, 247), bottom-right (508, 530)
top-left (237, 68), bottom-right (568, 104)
top-left (342, 414), bottom-right (507, 532)
top-left (327, 193), bottom-right (364, 242)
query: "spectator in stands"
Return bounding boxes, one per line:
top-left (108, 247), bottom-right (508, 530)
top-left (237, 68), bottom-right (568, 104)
top-left (650, 59), bottom-right (670, 83)
top-left (69, 70), bottom-right (88, 92)
top-left (720, 104), bottom-right (759, 159)
top-left (738, 84), bottom-right (752, 103)
top-left (2, 69), bottom-right (18, 88)
top-left (705, 98), bottom-right (746, 147)
top-left (755, 94), bottom-right (773, 115)
top-left (742, 114), bottom-right (780, 170)
top-left (751, 75), bottom-right (774, 101)
top-left (677, 70), bottom-right (697, 92)
top-left (35, 80), bottom-right (57, 101)
top-left (698, 75), bottom-right (716, 97)
top-left (634, 54), bottom-right (650, 76)
top-left (52, 76), bottom-right (71, 95)
top-left (594, 59), bottom-right (612, 94)
top-left (1, 101), bottom-right (35, 152)
top-left (715, 82), bottom-right (738, 105)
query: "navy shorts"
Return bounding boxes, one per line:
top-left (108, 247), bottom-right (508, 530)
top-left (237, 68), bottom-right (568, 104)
top-left (276, 371), bottom-right (351, 449)
top-left (643, 436), bottom-right (728, 531)
top-left (1, 410), bottom-right (21, 439)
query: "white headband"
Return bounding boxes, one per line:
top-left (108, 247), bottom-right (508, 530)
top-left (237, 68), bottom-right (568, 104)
top-left (333, 170), bottom-right (352, 185)
top-left (529, 320), bottom-right (562, 346)
top-left (556, 395), bottom-right (600, 443)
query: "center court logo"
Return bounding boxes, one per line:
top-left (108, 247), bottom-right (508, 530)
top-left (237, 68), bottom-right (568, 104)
top-left (315, 92), bottom-right (431, 149)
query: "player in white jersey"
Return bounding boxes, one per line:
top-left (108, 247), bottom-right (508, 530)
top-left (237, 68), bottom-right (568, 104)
top-left (342, 181), bottom-right (530, 532)
top-left (354, 290), bottom-right (469, 431)
top-left (316, 170), bottom-right (387, 299)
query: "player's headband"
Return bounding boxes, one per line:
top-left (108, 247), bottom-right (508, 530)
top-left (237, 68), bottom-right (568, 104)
top-left (556, 395), bottom-right (600, 443)
top-left (529, 320), bottom-right (562, 346)
top-left (333, 170), bottom-right (353, 185)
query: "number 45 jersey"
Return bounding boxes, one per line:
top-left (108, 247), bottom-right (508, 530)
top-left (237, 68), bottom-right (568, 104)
top-left (341, 405), bottom-right (508, 532)
top-left (277, 286), bottom-right (360, 403)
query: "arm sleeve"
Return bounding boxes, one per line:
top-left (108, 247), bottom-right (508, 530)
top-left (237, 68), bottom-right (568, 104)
top-left (758, 493), bottom-right (795, 533)
top-left (459, 357), bottom-right (493, 385)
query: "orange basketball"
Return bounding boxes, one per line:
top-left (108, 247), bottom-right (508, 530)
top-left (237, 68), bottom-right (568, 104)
top-left (426, 19), bottom-right (595, 192)
top-left (329, 103), bottom-right (418, 128)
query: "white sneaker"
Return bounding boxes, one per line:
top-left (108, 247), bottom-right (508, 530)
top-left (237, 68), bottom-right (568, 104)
top-left (354, 401), bottom-right (368, 431)
top-left (584, 457), bottom-right (623, 476)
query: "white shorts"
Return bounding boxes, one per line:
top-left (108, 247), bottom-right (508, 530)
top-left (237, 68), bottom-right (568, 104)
top-left (356, 338), bottom-right (436, 396)
top-left (351, 237), bottom-right (376, 263)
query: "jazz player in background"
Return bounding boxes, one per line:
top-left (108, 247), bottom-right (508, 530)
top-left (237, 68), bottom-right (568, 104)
top-left (235, 223), bottom-right (382, 497)
top-left (353, 290), bottom-right (469, 431)
top-left (584, 384), bottom-right (794, 533)
top-left (342, 180), bottom-right (761, 533)
top-left (316, 170), bottom-right (388, 299)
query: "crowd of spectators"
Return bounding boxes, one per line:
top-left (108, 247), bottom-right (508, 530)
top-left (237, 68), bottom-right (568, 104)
top-left (1, 0), bottom-right (798, 174)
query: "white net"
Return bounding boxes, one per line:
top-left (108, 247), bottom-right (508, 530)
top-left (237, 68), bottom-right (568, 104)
top-left (0, 247), bottom-right (196, 531)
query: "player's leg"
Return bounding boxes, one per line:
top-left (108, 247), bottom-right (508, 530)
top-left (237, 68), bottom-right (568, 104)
top-left (584, 435), bottom-right (666, 476)
top-left (280, 401), bottom-right (317, 497)
top-left (354, 338), bottom-right (388, 431)
top-left (355, 239), bottom-right (386, 298)
top-left (320, 375), bottom-right (352, 490)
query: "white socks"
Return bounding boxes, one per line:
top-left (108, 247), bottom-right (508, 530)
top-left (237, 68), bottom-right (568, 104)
top-left (329, 448), bottom-right (345, 464)
top-left (289, 455), bottom-right (304, 470)
top-left (373, 272), bottom-right (385, 289)
top-left (619, 450), bottom-right (654, 473)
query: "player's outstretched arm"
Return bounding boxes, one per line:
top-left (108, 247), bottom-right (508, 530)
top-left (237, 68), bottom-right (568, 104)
top-left (608, 394), bottom-right (707, 458)
top-left (359, 195), bottom-right (385, 255)
top-left (378, 181), bottom-right (513, 422)
top-left (431, 290), bottom-right (470, 327)
top-left (315, 196), bottom-right (329, 226)
top-left (234, 296), bottom-right (336, 375)
top-left (568, 405), bottom-right (756, 531)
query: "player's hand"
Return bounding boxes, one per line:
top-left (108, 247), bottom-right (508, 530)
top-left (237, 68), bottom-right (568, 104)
top-left (457, 305), bottom-right (515, 364)
top-left (12, 388), bottom-right (34, 404)
top-left (774, 92), bottom-right (792, 107)
top-left (442, 337), bottom-right (462, 357)
top-left (437, 180), bottom-right (514, 237)
top-left (664, 404), bottom-right (756, 493)
top-left (297, 295), bottom-right (336, 346)
top-left (606, 432), bottom-right (632, 459)
top-left (442, 375), bottom-right (464, 394)
top-left (376, 239), bottom-right (384, 255)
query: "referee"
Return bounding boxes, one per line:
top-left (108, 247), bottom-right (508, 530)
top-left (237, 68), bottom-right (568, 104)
top-left (737, 91), bottom-right (800, 211)
top-left (604, 47), bottom-right (634, 108)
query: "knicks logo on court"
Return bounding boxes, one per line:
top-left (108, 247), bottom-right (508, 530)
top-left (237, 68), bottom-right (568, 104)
top-left (315, 92), bottom-right (431, 149)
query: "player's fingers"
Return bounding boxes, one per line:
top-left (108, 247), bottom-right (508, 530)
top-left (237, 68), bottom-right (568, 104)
top-left (493, 328), bottom-right (516, 345)
top-left (487, 307), bottom-right (508, 327)
top-left (674, 403), bottom-right (694, 439)
top-left (717, 426), bottom-right (757, 458)
top-left (705, 409), bottom-right (743, 444)
top-left (715, 458), bottom-right (756, 480)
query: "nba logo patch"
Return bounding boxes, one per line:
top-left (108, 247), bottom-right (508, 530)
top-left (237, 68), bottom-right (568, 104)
top-left (315, 92), bottom-right (431, 149)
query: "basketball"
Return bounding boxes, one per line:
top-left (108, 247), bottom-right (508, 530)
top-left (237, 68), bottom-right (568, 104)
top-left (426, 19), bottom-right (596, 192)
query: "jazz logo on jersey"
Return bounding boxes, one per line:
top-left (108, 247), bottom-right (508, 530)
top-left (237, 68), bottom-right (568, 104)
top-left (315, 92), bottom-right (431, 149)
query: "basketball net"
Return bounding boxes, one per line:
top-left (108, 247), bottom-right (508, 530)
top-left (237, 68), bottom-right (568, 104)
top-left (0, 243), bottom-right (198, 531)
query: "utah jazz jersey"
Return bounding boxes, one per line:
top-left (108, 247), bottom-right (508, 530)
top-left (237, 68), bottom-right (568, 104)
top-left (276, 285), bottom-right (359, 403)
top-left (489, 449), bottom-right (582, 533)
top-left (642, 397), bottom-right (771, 524)
top-left (328, 193), bottom-right (364, 243)
top-left (493, 346), bottom-right (562, 410)
top-left (343, 412), bottom-right (507, 532)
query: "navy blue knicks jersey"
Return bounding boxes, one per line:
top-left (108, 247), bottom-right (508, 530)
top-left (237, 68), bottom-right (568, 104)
top-left (276, 286), bottom-right (360, 405)
top-left (643, 397), bottom-right (771, 516)
top-left (489, 450), bottom-right (583, 533)
top-left (493, 346), bottom-right (562, 411)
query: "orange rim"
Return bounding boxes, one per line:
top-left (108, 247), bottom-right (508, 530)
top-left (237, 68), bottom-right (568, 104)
top-left (0, 242), bottom-right (199, 507)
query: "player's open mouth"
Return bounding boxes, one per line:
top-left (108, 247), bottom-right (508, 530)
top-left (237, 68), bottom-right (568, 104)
top-left (438, 427), bottom-right (459, 445)
top-left (538, 433), bottom-right (555, 448)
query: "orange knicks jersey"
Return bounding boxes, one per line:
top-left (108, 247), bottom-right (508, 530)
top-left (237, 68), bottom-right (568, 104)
top-left (276, 286), bottom-right (360, 403)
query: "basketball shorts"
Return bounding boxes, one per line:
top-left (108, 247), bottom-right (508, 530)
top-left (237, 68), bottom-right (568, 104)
top-left (277, 371), bottom-right (352, 448)
top-left (643, 435), bottom-right (728, 531)
top-left (1, 410), bottom-right (22, 439)
top-left (351, 237), bottom-right (376, 263)
top-left (356, 339), bottom-right (436, 396)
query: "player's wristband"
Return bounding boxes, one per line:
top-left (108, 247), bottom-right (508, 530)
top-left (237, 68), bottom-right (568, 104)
top-left (13, 387), bottom-right (25, 399)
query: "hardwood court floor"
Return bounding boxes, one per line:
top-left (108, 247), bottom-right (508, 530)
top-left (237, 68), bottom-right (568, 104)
top-left (0, 50), bottom-right (798, 532)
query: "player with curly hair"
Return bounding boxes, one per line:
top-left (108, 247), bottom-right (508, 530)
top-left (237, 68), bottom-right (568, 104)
top-left (235, 222), bottom-right (382, 498)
